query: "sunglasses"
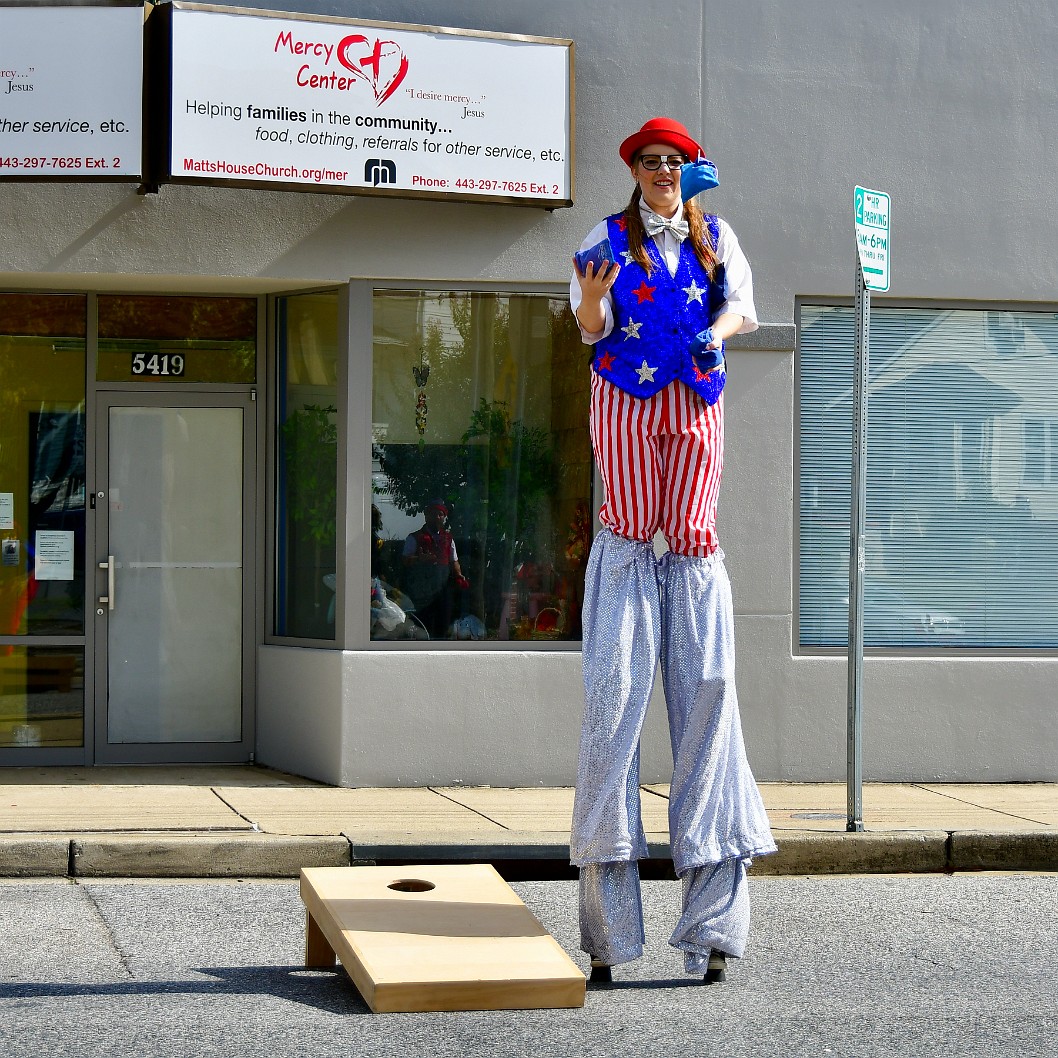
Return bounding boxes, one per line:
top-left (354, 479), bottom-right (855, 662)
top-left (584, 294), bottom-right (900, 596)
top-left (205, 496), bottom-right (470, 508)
top-left (637, 154), bottom-right (689, 171)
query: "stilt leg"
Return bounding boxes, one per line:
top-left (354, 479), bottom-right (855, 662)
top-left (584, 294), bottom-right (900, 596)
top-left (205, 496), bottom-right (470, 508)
top-left (659, 549), bottom-right (776, 875)
top-left (579, 860), bottom-right (646, 966)
top-left (659, 549), bottom-right (777, 974)
top-left (671, 858), bottom-right (751, 969)
top-left (571, 530), bottom-right (661, 867)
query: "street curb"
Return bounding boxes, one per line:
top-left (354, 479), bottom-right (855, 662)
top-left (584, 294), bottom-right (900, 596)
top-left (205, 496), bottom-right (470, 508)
top-left (749, 830), bottom-right (951, 875)
top-left (348, 831), bottom-right (956, 876)
top-left (949, 830), bottom-right (1058, 872)
top-left (0, 837), bottom-right (71, 877)
top-left (70, 834), bottom-right (351, 878)
top-left (344, 830), bottom-right (577, 864)
top-left (2, 829), bottom-right (1055, 878)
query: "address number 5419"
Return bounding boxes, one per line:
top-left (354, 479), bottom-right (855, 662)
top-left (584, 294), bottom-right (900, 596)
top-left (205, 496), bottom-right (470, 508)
top-left (131, 352), bottom-right (185, 376)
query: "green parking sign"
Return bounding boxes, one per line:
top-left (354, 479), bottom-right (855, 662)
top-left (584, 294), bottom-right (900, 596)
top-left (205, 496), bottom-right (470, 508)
top-left (854, 186), bottom-right (890, 291)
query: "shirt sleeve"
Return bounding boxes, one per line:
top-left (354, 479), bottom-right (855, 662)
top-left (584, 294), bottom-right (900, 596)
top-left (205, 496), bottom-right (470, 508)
top-left (569, 219), bottom-right (615, 345)
top-left (715, 218), bottom-right (759, 334)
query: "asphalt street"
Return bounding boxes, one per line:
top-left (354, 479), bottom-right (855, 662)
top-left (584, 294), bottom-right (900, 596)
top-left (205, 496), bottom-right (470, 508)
top-left (0, 874), bottom-right (1055, 1058)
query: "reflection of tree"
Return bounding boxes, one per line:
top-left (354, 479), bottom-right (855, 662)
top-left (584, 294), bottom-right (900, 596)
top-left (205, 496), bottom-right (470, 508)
top-left (97, 295), bottom-right (258, 382)
top-left (280, 404), bottom-right (337, 636)
top-left (373, 443), bottom-right (464, 519)
top-left (374, 398), bottom-right (554, 630)
top-left (462, 399), bottom-right (555, 626)
top-left (419, 295), bottom-right (513, 433)
top-left (97, 295), bottom-right (256, 341)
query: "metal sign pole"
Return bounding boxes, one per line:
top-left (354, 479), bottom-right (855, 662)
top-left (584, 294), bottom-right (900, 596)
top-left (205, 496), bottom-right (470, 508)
top-left (847, 248), bottom-right (869, 833)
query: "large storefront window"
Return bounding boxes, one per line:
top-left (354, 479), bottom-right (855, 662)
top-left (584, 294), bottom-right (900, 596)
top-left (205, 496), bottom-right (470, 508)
top-left (275, 291), bottom-right (340, 639)
top-left (371, 290), bottom-right (591, 643)
top-left (799, 303), bottom-right (1058, 649)
top-left (0, 294), bottom-right (87, 747)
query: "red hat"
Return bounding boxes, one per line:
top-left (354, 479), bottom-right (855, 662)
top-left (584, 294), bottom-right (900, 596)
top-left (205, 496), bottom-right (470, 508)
top-left (619, 117), bottom-right (703, 167)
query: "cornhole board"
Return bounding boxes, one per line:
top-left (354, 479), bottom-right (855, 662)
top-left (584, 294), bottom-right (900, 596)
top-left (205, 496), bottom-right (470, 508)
top-left (300, 863), bottom-right (586, 1013)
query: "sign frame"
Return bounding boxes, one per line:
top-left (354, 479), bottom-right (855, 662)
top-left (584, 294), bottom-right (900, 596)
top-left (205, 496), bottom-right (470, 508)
top-left (854, 185), bottom-right (890, 292)
top-left (147, 2), bottom-right (575, 208)
top-left (0, 0), bottom-right (145, 184)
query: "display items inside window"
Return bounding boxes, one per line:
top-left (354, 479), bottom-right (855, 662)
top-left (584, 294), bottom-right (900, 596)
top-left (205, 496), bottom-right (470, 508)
top-left (371, 290), bottom-right (591, 643)
top-left (799, 304), bottom-right (1058, 648)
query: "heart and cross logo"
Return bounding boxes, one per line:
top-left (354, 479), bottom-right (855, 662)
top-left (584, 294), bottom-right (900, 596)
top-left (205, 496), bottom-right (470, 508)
top-left (337, 34), bottom-right (409, 105)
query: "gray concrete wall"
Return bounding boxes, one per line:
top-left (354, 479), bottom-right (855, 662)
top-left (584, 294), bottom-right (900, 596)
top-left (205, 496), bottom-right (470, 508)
top-left (0, 0), bottom-right (701, 293)
top-left (336, 650), bottom-right (596, 787)
top-left (702, 0), bottom-right (1058, 781)
top-left (702, 0), bottom-right (1058, 322)
top-left (256, 645), bottom-right (344, 783)
top-left (4, 0), bottom-right (1057, 782)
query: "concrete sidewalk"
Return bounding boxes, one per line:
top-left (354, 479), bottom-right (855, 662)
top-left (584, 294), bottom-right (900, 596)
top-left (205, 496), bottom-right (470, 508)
top-left (1, 766), bottom-right (1056, 878)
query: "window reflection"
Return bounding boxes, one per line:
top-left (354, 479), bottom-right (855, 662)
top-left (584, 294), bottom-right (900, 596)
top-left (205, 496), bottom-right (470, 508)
top-left (0, 647), bottom-right (85, 748)
top-left (274, 292), bottom-right (339, 640)
top-left (97, 295), bottom-right (257, 383)
top-left (0, 293), bottom-right (87, 749)
top-left (0, 296), bottom-right (86, 639)
top-left (800, 305), bottom-right (1058, 648)
top-left (371, 290), bottom-right (591, 643)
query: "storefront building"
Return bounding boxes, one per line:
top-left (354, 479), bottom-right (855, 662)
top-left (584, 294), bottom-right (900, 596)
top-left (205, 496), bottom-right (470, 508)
top-left (2, 0), bottom-right (1056, 784)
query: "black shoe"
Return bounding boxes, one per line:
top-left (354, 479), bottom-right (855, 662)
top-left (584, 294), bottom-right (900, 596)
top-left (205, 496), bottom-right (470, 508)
top-left (702, 950), bottom-right (727, 984)
top-left (589, 960), bottom-right (613, 984)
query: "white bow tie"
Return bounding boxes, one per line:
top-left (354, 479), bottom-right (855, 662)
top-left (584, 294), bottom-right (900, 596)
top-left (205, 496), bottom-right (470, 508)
top-left (644, 211), bottom-right (690, 242)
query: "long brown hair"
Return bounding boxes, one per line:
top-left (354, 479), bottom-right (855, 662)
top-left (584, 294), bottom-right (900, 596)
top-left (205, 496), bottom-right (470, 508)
top-left (624, 183), bottom-right (719, 280)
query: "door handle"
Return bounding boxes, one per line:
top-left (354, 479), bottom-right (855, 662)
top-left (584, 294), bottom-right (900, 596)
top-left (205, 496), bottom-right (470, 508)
top-left (98, 555), bottom-right (115, 611)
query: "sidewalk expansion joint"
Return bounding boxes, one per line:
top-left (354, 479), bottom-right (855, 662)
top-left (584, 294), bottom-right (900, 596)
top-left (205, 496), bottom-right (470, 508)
top-left (910, 783), bottom-right (1052, 827)
top-left (426, 787), bottom-right (510, 830)
top-left (210, 787), bottom-right (261, 831)
top-left (3, 827), bottom-right (257, 835)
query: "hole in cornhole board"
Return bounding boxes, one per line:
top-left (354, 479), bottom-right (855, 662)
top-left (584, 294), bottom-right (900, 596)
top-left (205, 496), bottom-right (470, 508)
top-left (387, 878), bottom-right (436, 892)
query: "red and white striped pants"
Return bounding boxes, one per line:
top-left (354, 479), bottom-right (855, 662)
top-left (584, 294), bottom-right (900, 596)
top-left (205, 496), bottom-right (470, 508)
top-left (589, 372), bottom-right (724, 558)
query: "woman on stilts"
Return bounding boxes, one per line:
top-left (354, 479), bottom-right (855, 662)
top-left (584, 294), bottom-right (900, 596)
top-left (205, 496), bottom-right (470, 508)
top-left (569, 117), bottom-right (777, 985)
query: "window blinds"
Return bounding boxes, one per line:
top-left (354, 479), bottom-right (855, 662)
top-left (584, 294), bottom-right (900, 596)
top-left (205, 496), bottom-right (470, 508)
top-left (798, 304), bottom-right (1058, 649)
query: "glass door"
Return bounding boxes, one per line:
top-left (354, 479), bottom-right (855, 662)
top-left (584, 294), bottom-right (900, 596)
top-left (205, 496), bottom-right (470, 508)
top-left (93, 394), bottom-right (255, 762)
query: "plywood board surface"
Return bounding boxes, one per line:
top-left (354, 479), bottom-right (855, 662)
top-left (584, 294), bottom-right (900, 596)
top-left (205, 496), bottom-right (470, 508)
top-left (301, 863), bottom-right (585, 1013)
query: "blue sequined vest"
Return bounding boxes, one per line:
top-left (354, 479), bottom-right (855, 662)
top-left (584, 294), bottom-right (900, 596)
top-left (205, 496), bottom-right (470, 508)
top-left (592, 212), bottom-right (727, 403)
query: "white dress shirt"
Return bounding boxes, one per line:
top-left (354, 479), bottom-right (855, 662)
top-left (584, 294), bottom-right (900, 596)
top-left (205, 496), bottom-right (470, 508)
top-left (569, 201), bottom-right (758, 344)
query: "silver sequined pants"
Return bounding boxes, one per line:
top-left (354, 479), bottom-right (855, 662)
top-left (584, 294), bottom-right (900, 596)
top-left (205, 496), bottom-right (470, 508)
top-left (571, 529), bottom-right (776, 971)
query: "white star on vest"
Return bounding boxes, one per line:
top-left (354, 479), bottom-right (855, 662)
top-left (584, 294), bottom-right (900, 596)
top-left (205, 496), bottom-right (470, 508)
top-left (620, 249), bottom-right (635, 265)
top-left (636, 360), bottom-right (657, 384)
top-left (683, 279), bottom-right (706, 304)
top-left (622, 319), bottom-right (643, 340)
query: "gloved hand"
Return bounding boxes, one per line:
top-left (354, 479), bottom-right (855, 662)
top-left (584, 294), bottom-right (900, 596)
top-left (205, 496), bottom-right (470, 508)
top-left (680, 157), bottom-right (719, 201)
top-left (689, 327), bottom-right (724, 371)
top-left (455, 574), bottom-right (470, 591)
